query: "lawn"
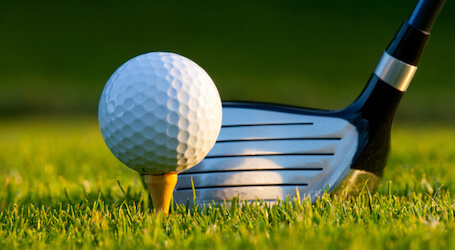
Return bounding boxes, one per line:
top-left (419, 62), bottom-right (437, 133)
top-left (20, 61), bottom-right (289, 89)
top-left (1, 118), bottom-right (455, 249)
top-left (1, 0), bottom-right (454, 248)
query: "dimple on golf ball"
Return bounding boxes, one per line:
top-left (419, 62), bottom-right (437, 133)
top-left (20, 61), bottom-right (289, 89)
top-left (98, 52), bottom-right (222, 175)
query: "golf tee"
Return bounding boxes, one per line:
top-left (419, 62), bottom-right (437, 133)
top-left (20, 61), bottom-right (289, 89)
top-left (144, 172), bottom-right (178, 215)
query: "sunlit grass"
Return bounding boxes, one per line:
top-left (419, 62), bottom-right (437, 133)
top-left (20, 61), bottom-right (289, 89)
top-left (1, 118), bottom-right (455, 249)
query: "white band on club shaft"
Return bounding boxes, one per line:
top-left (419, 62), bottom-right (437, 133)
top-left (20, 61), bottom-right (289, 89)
top-left (374, 52), bottom-right (417, 92)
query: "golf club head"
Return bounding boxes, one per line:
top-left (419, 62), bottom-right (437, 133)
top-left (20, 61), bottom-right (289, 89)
top-left (170, 0), bottom-right (446, 205)
top-left (175, 104), bottom-right (362, 203)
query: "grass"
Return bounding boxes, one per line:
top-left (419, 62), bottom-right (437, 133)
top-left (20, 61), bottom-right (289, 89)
top-left (1, 118), bottom-right (455, 249)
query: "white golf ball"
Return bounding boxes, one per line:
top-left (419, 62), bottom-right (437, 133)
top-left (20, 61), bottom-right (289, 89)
top-left (98, 52), bottom-right (222, 175)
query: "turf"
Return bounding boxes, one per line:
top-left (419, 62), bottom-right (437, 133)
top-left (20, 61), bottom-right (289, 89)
top-left (1, 118), bottom-right (455, 249)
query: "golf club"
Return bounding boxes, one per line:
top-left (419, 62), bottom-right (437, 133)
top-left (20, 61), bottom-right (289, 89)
top-left (173, 0), bottom-right (446, 204)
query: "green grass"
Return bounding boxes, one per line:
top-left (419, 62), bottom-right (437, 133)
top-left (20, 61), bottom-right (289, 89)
top-left (1, 118), bottom-right (455, 249)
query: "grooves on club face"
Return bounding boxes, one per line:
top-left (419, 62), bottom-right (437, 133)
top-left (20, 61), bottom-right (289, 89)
top-left (170, 0), bottom-right (445, 204)
top-left (175, 108), bottom-right (359, 203)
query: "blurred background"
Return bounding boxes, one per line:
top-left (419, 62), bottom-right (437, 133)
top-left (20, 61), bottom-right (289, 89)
top-left (1, 0), bottom-right (454, 122)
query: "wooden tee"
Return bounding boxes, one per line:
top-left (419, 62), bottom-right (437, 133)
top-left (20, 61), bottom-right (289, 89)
top-left (144, 172), bottom-right (178, 215)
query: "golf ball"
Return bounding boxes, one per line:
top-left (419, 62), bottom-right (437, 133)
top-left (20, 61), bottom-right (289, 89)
top-left (98, 52), bottom-right (222, 175)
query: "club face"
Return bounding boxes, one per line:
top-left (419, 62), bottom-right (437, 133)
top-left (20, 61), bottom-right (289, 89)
top-left (173, 103), bottom-right (362, 204)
